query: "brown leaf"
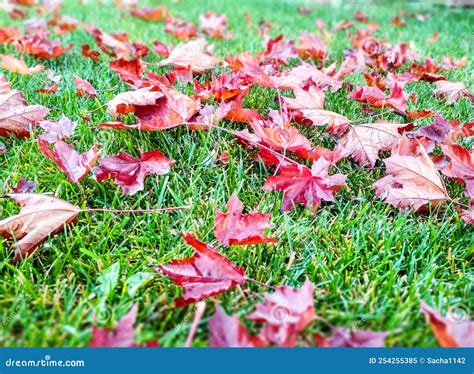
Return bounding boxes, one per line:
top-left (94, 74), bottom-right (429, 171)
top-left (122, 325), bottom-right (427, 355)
top-left (339, 122), bottom-right (403, 168)
top-left (0, 89), bottom-right (50, 138)
top-left (0, 193), bottom-right (80, 262)
top-left (0, 55), bottom-right (44, 75)
top-left (160, 38), bottom-right (219, 74)
top-left (374, 136), bottom-right (450, 211)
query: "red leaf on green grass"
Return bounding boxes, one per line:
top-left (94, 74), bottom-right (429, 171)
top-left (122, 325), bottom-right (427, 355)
top-left (420, 301), bottom-right (474, 347)
top-left (263, 158), bottom-right (346, 212)
top-left (160, 38), bottom-right (219, 74)
top-left (339, 122), bottom-right (403, 168)
top-left (247, 280), bottom-right (316, 346)
top-left (433, 80), bottom-right (470, 104)
top-left (38, 137), bottom-right (100, 184)
top-left (74, 76), bottom-right (97, 98)
top-left (199, 12), bottom-right (231, 39)
top-left (81, 44), bottom-right (101, 61)
top-left (109, 58), bottom-right (143, 84)
top-left (209, 305), bottom-right (267, 347)
top-left (235, 110), bottom-right (312, 155)
top-left (349, 83), bottom-right (407, 113)
top-left (90, 304), bottom-right (158, 347)
top-left (39, 116), bottom-right (77, 143)
top-left (296, 33), bottom-right (327, 61)
top-left (16, 34), bottom-right (72, 60)
top-left (107, 85), bottom-right (198, 130)
top-left (412, 114), bottom-right (450, 143)
top-left (440, 143), bottom-right (474, 189)
top-left (130, 6), bottom-right (168, 21)
top-left (0, 54), bottom-right (44, 75)
top-left (214, 193), bottom-right (277, 246)
top-left (165, 16), bottom-right (197, 40)
top-left (93, 150), bottom-right (174, 195)
top-left (315, 328), bottom-right (388, 347)
top-left (224, 100), bottom-right (263, 123)
top-left (0, 89), bottom-right (50, 138)
top-left (155, 234), bottom-right (246, 307)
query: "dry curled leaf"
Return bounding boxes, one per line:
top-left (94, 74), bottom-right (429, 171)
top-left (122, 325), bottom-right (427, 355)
top-left (374, 136), bottom-right (450, 211)
top-left (0, 193), bottom-right (80, 262)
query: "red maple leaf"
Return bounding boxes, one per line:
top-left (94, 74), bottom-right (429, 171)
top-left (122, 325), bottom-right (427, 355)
top-left (315, 328), bottom-right (388, 347)
top-left (93, 150), bottom-right (174, 195)
top-left (165, 16), bottom-right (197, 40)
top-left (155, 234), bottom-right (246, 307)
top-left (90, 305), bottom-right (157, 347)
top-left (349, 83), bottom-right (407, 113)
top-left (263, 158), bottom-right (346, 212)
top-left (74, 76), bottom-right (97, 98)
top-left (247, 280), bottom-right (316, 346)
top-left (214, 193), bottom-right (277, 246)
top-left (38, 137), bottom-right (100, 184)
top-left (420, 301), bottom-right (474, 347)
top-left (208, 305), bottom-right (267, 347)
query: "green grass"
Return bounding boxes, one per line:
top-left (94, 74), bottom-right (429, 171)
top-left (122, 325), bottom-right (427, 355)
top-left (0, 0), bottom-right (473, 347)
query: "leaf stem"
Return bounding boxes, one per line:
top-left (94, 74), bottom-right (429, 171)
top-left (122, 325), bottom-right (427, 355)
top-left (83, 206), bottom-right (190, 214)
top-left (183, 121), bottom-right (300, 166)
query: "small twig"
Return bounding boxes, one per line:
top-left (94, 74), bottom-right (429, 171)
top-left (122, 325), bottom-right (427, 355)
top-left (184, 302), bottom-right (206, 348)
top-left (86, 103), bottom-right (107, 114)
top-left (83, 206), bottom-right (190, 214)
top-left (183, 121), bottom-right (300, 167)
top-left (245, 277), bottom-right (275, 290)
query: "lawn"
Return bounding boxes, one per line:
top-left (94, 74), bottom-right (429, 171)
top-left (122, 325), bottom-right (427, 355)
top-left (0, 0), bottom-right (472, 348)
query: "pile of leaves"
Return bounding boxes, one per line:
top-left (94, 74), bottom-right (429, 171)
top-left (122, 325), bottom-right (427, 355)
top-left (0, 0), bottom-right (472, 347)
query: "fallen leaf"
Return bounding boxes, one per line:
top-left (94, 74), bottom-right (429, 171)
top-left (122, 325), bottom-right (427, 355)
top-left (165, 16), bottom-right (197, 40)
top-left (130, 5), bottom-right (167, 21)
top-left (199, 12), bottom-right (231, 39)
top-left (107, 85), bottom-right (197, 130)
top-left (90, 304), bottom-right (158, 347)
top-left (411, 114), bottom-right (450, 143)
top-left (38, 137), bottom-right (100, 184)
top-left (39, 116), bottom-right (77, 143)
top-left (0, 89), bottom-right (50, 138)
top-left (420, 301), bottom-right (474, 347)
top-left (349, 83), bottom-right (407, 113)
top-left (0, 54), bottom-right (44, 75)
top-left (263, 157), bottom-right (346, 212)
top-left (374, 136), bottom-right (450, 211)
top-left (93, 150), bottom-right (174, 195)
top-left (154, 234), bottom-right (246, 307)
top-left (160, 38), bottom-right (219, 74)
top-left (208, 305), bottom-right (267, 347)
top-left (315, 328), bottom-right (388, 347)
top-left (214, 193), bottom-right (277, 246)
top-left (247, 280), bottom-right (316, 346)
top-left (74, 76), bottom-right (98, 98)
top-left (339, 122), bottom-right (403, 168)
top-left (433, 80), bottom-right (470, 104)
top-left (0, 193), bottom-right (80, 262)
